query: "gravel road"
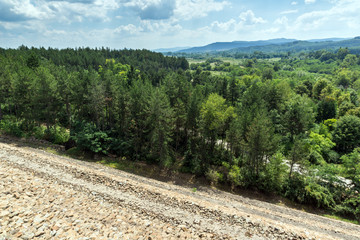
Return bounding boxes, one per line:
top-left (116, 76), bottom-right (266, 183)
top-left (0, 137), bottom-right (359, 240)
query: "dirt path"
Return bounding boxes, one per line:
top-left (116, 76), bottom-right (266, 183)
top-left (0, 138), bottom-right (359, 239)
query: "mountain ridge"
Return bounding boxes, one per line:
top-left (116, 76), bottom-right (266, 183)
top-left (178, 38), bottom-right (297, 53)
top-left (175, 37), bottom-right (354, 53)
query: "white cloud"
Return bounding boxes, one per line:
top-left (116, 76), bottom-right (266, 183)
top-left (275, 16), bottom-right (289, 25)
top-left (174, 0), bottom-right (230, 20)
top-left (280, 9), bottom-right (298, 15)
top-left (210, 10), bottom-right (265, 33)
top-left (123, 0), bottom-right (229, 21)
top-left (0, 0), bottom-right (120, 24)
top-left (0, 21), bottom-right (24, 30)
top-left (124, 0), bottom-right (176, 20)
top-left (296, 0), bottom-right (360, 29)
top-left (268, 16), bottom-right (290, 35)
top-left (43, 29), bottom-right (67, 37)
top-left (285, 0), bottom-right (360, 39)
top-left (46, 1), bottom-right (117, 23)
top-left (305, 0), bottom-right (316, 4)
top-left (239, 10), bottom-right (266, 25)
top-left (291, 1), bottom-right (298, 5)
top-left (6, 0), bottom-right (53, 20)
top-left (114, 24), bottom-right (143, 35)
top-left (211, 19), bottom-right (237, 32)
top-left (140, 20), bottom-right (182, 34)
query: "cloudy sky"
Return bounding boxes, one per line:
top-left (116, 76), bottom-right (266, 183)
top-left (0, 0), bottom-right (359, 50)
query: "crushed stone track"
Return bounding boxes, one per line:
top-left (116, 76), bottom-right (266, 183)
top-left (0, 138), bottom-right (359, 239)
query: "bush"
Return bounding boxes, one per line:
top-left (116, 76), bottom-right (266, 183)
top-left (283, 174), bottom-right (307, 203)
top-left (333, 115), bottom-right (360, 153)
top-left (0, 116), bottom-right (25, 137)
top-left (70, 121), bottom-right (112, 155)
top-left (222, 158), bottom-right (255, 189)
top-left (43, 126), bottom-right (69, 144)
top-left (325, 150), bottom-right (341, 164)
top-left (259, 152), bottom-right (288, 192)
top-left (206, 168), bottom-right (223, 185)
top-left (304, 181), bottom-right (335, 208)
top-left (335, 195), bottom-right (360, 222)
top-left (283, 174), bottom-right (335, 209)
top-left (227, 164), bottom-right (244, 187)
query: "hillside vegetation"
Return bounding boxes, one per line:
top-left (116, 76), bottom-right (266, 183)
top-left (0, 46), bottom-right (360, 222)
top-left (173, 37), bottom-right (360, 59)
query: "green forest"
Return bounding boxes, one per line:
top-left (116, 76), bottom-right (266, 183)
top-left (0, 46), bottom-right (360, 222)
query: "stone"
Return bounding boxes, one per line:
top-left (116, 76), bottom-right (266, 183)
top-left (35, 230), bottom-right (45, 237)
top-left (33, 215), bottom-right (45, 224)
top-left (0, 211), bottom-right (10, 218)
top-left (50, 230), bottom-right (57, 236)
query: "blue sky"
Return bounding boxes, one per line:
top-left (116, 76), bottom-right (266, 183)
top-left (0, 0), bottom-right (359, 49)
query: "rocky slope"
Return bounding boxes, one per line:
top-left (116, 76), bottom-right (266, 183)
top-left (0, 137), bottom-right (359, 239)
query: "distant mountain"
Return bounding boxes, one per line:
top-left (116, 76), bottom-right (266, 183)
top-left (307, 38), bottom-right (351, 42)
top-left (176, 37), bottom-right (358, 54)
top-left (178, 38), bottom-right (296, 53)
top-left (225, 37), bottom-right (360, 54)
top-left (153, 46), bottom-right (191, 53)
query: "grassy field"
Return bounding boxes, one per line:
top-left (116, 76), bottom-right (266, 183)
top-left (187, 57), bottom-right (280, 65)
top-left (187, 57), bottom-right (245, 65)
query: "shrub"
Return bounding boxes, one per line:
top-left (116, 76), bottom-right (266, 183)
top-left (222, 158), bottom-right (253, 188)
top-left (206, 168), bottom-right (223, 186)
top-left (304, 181), bottom-right (335, 208)
top-left (70, 121), bottom-right (112, 155)
top-left (0, 116), bottom-right (24, 137)
top-left (44, 126), bottom-right (70, 144)
top-left (325, 150), bottom-right (340, 164)
top-left (283, 174), bottom-right (307, 203)
top-left (259, 152), bottom-right (288, 192)
top-left (333, 115), bottom-right (360, 153)
top-left (283, 174), bottom-right (335, 209)
top-left (335, 195), bottom-right (360, 222)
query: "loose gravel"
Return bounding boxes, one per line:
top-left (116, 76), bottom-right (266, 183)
top-left (0, 137), bottom-right (359, 240)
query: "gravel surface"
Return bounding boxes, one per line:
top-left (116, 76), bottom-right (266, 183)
top-left (0, 137), bottom-right (360, 240)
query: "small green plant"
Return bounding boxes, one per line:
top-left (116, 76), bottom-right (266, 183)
top-left (0, 116), bottom-right (24, 137)
top-left (192, 187), bottom-right (197, 192)
top-left (206, 169), bottom-right (223, 186)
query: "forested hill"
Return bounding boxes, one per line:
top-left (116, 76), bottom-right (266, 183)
top-left (178, 38), bottom-right (297, 53)
top-left (177, 37), bottom-right (359, 54)
top-left (227, 37), bottom-right (360, 54)
top-left (0, 46), bottom-right (189, 73)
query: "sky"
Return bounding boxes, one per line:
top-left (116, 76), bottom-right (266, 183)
top-left (0, 0), bottom-right (359, 50)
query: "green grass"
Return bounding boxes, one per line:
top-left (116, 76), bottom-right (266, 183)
top-left (97, 158), bottom-right (140, 173)
top-left (187, 57), bottom-right (245, 65)
top-left (187, 58), bottom-right (206, 64)
top-left (323, 214), bottom-right (358, 225)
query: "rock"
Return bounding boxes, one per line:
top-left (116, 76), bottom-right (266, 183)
top-left (14, 231), bottom-right (23, 238)
top-left (51, 225), bottom-right (60, 231)
top-left (245, 231), bottom-right (252, 238)
top-left (22, 232), bottom-right (35, 240)
top-left (193, 219), bottom-right (201, 224)
top-left (0, 210), bottom-right (10, 218)
top-left (35, 230), bottom-right (45, 237)
top-left (50, 230), bottom-right (57, 236)
top-left (33, 215), bottom-right (44, 224)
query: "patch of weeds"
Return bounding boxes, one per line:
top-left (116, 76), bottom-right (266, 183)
top-left (323, 214), bottom-right (359, 225)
